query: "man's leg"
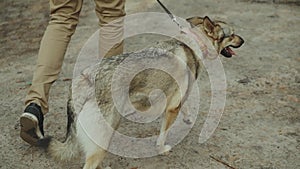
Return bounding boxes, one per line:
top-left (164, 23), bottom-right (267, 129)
top-left (21, 0), bottom-right (83, 146)
top-left (94, 0), bottom-right (126, 58)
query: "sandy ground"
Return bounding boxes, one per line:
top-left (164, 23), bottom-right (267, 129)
top-left (0, 0), bottom-right (299, 169)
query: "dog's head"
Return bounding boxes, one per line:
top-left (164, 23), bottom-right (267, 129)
top-left (186, 16), bottom-right (244, 58)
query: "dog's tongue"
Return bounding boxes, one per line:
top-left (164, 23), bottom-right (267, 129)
top-left (227, 47), bottom-right (236, 56)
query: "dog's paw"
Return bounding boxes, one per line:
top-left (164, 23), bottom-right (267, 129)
top-left (158, 144), bottom-right (172, 155)
top-left (103, 167), bottom-right (112, 169)
top-left (156, 134), bottom-right (165, 146)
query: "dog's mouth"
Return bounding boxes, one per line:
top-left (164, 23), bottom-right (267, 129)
top-left (221, 46), bottom-right (236, 58)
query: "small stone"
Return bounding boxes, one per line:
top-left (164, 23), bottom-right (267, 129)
top-left (295, 76), bottom-right (300, 83)
top-left (238, 77), bottom-right (251, 84)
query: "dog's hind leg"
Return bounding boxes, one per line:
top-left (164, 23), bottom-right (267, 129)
top-left (77, 116), bottom-right (109, 169)
top-left (157, 106), bottom-right (180, 154)
top-left (83, 147), bottom-right (106, 169)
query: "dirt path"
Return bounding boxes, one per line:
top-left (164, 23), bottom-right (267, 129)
top-left (0, 0), bottom-right (299, 169)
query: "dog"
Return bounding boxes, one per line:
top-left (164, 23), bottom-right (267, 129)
top-left (38, 16), bottom-right (244, 169)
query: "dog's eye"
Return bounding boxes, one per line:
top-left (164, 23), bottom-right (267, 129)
top-left (222, 27), bottom-right (235, 39)
top-left (222, 28), bottom-right (231, 36)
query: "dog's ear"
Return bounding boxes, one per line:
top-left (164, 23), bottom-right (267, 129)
top-left (186, 16), bottom-right (204, 27)
top-left (203, 16), bottom-right (215, 33)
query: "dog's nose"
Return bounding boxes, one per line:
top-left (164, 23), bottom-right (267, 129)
top-left (240, 38), bottom-right (245, 45)
top-left (233, 36), bottom-right (244, 48)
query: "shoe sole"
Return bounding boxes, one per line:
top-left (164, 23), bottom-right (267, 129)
top-left (20, 113), bottom-right (42, 146)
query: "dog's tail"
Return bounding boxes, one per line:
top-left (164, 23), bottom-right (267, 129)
top-left (37, 66), bottom-right (98, 161)
top-left (37, 98), bottom-right (80, 161)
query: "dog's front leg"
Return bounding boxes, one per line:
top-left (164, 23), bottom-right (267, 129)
top-left (156, 120), bottom-right (171, 154)
top-left (181, 106), bottom-right (192, 125)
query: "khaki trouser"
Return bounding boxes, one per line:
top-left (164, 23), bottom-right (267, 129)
top-left (25, 0), bottom-right (126, 114)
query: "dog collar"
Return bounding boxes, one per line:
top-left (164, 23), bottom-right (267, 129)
top-left (180, 27), bottom-right (218, 59)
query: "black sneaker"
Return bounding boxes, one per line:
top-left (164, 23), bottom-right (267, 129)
top-left (20, 103), bottom-right (44, 146)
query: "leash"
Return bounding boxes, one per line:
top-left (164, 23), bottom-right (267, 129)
top-left (156, 0), bottom-right (183, 29)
